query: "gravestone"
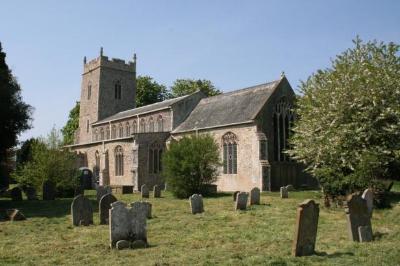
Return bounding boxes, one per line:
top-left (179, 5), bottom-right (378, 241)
top-left (361, 189), bottom-right (374, 217)
top-left (189, 194), bottom-right (204, 214)
top-left (71, 195), bottom-right (93, 226)
top-left (109, 201), bottom-right (148, 249)
top-left (345, 193), bottom-right (372, 242)
top-left (24, 186), bottom-right (38, 200)
top-left (153, 185), bottom-right (161, 198)
top-left (250, 187), bottom-right (260, 205)
top-left (42, 180), bottom-right (56, 200)
top-left (358, 225), bottom-right (373, 242)
top-left (96, 185), bottom-right (111, 203)
top-left (99, 193), bottom-right (117, 224)
top-left (10, 187), bottom-right (22, 201)
top-left (141, 201), bottom-right (152, 219)
top-left (233, 191), bottom-right (240, 201)
top-left (141, 184), bottom-right (149, 198)
top-left (292, 199), bottom-right (319, 256)
top-left (6, 209), bottom-right (26, 221)
top-left (280, 187), bottom-right (288, 198)
top-left (235, 192), bottom-right (248, 210)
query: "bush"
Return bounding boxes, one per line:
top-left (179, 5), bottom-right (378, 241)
top-left (162, 134), bottom-right (221, 198)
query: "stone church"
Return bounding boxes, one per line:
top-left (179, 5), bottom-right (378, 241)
top-left (68, 49), bottom-right (311, 192)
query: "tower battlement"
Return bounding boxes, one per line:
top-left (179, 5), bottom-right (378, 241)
top-left (83, 48), bottom-right (136, 74)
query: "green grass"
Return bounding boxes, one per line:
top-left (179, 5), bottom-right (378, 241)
top-left (1, 190), bottom-right (400, 266)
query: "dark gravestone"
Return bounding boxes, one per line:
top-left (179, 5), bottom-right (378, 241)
top-left (292, 199), bottom-right (319, 256)
top-left (358, 225), bottom-right (373, 242)
top-left (99, 193), bottom-right (117, 225)
top-left (80, 169), bottom-right (93, 189)
top-left (361, 189), bottom-right (374, 217)
top-left (42, 180), bottom-right (56, 200)
top-left (235, 192), bottom-right (248, 210)
top-left (141, 184), bottom-right (149, 198)
top-left (71, 195), bottom-right (93, 226)
top-left (233, 191), bottom-right (240, 201)
top-left (250, 187), bottom-right (260, 205)
top-left (10, 187), bottom-right (22, 201)
top-left (24, 186), bottom-right (38, 200)
top-left (189, 194), bottom-right (204, 214)
top-left (153, 185), bottom-right (161, 198)
top-left (345, 193), bottom-right (372, 242)
top-left (96, 185), bottom-right (112, 203)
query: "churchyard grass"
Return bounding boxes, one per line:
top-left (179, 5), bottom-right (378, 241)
top-left (1, 188), bottom-right (400, 265)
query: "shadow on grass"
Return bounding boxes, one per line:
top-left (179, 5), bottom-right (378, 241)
top-left (373, 231), bottom-right (388, 240)
top-left (0, 198), bottom-right (99, 219)
top-left (315, 251), bottom-right (354, 258)
top-left (204, 192), bottom-right (232, 198)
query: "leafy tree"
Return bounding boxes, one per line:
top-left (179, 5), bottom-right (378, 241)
top-left (162, 134), bottom-right (221, 198)
top-left (170, 79), bottom-right (221, 98)
top-left (288, 38), bottom-right (400, 197)
top-left (16, 138), bottom-right (39, 167)
top-left (61, 101), bottom-right (80, 145)
top-left (136, 76), bottom-right (170, 107)
top-left (0, 42), bottom-right (32, 187)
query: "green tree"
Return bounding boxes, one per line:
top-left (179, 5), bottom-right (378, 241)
top-left (136, 76), bottom-right (170, 107)
top-left (16, 138), bottom-right (39, 167)
top-left (288, 38), bottom-right (400, 196)
top-left (162, 134), bottom-right (221, 198)
top-left (170, 79), bottom-right (221, 98)
top-left (0, 42), bottom-right (32, 187)
top-left (61, 101), bottom-right (80, 145)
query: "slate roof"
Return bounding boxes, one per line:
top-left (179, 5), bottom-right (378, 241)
top-left (172, 79), bottom-right (282, 133)
top-left (93, 94), bottom-right (193, 125)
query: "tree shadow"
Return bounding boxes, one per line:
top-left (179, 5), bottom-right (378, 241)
top-left (373, 231), bottom-right (388, 240)
top-left (315, 251), bottom-right (354, 258)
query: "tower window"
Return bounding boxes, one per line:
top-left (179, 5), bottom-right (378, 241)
top-left (87, 83), bottom-right (92, 100)
top-left (114, 81), bottom-right (122, 100)
top-left (86, 120), bottom-right (90, 133)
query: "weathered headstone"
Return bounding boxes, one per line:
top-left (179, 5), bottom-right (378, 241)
top-left (99, 193), bottom-right (117, 224)
top-left (286, 184), bottom-right (294, 191)
top-left (361, 188), bottom-right (374, 217)
top-left (96, 185), bottom-right (111, 202)
top-left (42, 180), bottom-right (56, 200)
top-left (141, 184), bottom-right (149, 198)
top-left (292, 199), bottom-right (319, 256)
top-left (10, 187), bottom-right (22, 201)
top-left (233, 191), bottom-right (240, 201)
top-left (345, 193), bottom-right (372, 242)
top-left (358, 225), bottom-right (373, 242)
top-left (109, 201), bottom-right (148, 249)
top-left (141, 201), bottom-right (152, 219)
top-left (6, 209), bottom-right (26, 221)
top-left (280, 186), bottom-right (288, 198)
top-left (24, 186), bottom-right (38, 200)
top-left (71, 195), bottom-right (93, 226)
top-left (235, 192), bottom-right (248, 210)
top-left (153, 185), bottom-right (161, 198)
top-left (189, 194), bottom-right (204, 214)
top-left (250, 187), bottom-right (260, 205)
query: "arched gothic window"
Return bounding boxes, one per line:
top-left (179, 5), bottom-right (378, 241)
top-left (157, 115), bottom-right (164, 132)
top-left (148, 142), bottom-right (163, 174)
top-left (222, 132), bottom-right (238, 174)
top-left (118, 124), bottom-right (123, 138)
top-left (140, 118), bottom-right (146, 133)
top-left (114, 80), bottom-right (122, 100)
top-left (100, 128), bottom-right (105, 140)
top-left (114, 146), bottom-right (124, 176)
top-left (148, 117), bottom-right (154, 132)
top-left (87, 82), bottom-right (92, 100)
top-left (132, 120), bottom-right (137, 133)
top-left (125, 122), bottom-right (131, 137)
top-left (111, 125), bottom-right (117, 139)
top-left (273, 98), bottom-right (294, 162)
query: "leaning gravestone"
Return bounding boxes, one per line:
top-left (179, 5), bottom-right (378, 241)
top-left (153, 185), bottom-right (161, 198)
top-left (99, 193), bottom-right (117, 225)
top-left (292, 199), bottom-right (319, 256)
top-left (42, 180), bottom-right (56, 200)
top-left (96, 185), bottom-right (111, 203)
top-left (24, 186), bottom-right (38, 200)
top-left (10, 187), bottom-right (22, 201)
top-left (345, 193), bottom-right (372, 242)
top-left (71, 195), bottom-right (93, 226)
top-left (233, 191), bottom-right (240, 201)
top-left (141, 184), bottom-right (149, 198)
top-left (189, 194), bottom-right (204, 214)
top-left (250, 187), bottom-right (260, 205)
top-left (235, 192), bottom-right (248, 210)
top-left (109, 201), bottom-right (148, 249)
top-left (280, 186), bottom-right (288, 198)
top-left (362, 188), bottom-right (374, 217)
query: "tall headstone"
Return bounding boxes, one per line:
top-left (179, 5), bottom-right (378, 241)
top-left (99, 193), bottom-right (117, 225)
top-left (141, 184), bottom-right (149, 198)
top-left (235, 192), bottom-right (248, 210)
top-left (96, 185), bottom-right (111, 202)
top-left (345, 193), bottom-right (372, 242)
top-left (42, 180), bottom-right (56, 200)
top-left (361, 189), bottom-right (374, 217)
top-left (189, 194), bottom-right (204, 214)
top-left (233, 191), bottom-right (240, 201)
top-left (250, 187), bottom-right (260, 205)
top-left (280, 187), bottom-right (288, 198)
top-left (109, 201), bottom-right (148, 249)
top-left (71, 195), bottom-right (93, 226)
top-left (153, 185), bottom-right (161, 198)
top-left (292, 199), bottom-right (319, 256)
top-left (10, 187), bottom-right (22, 201)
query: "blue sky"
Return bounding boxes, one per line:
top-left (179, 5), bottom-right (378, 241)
top-left (1, 0), bottom-right (399, 142)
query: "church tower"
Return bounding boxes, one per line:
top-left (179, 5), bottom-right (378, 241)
top-left (77, 48), bottom-right (136, 144)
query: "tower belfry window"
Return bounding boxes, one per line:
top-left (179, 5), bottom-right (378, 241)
top-left (114, 81), bottom-right (122, 100)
